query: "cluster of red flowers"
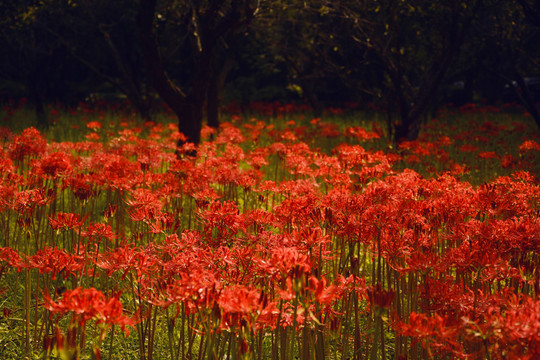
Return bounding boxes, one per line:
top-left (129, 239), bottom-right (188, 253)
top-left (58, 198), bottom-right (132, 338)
top-left (0, 109), bottom-right (538, 359)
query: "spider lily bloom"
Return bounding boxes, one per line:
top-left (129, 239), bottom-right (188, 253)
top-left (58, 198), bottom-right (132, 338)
top-left (397, 312), bottom-right (463, 357)
top-left (48, 213), bottom-right (87, 233)
top-left (477, 294), bottom-right (540, 359)
top-left (95, 245), bottom-right (160, 280)
top-left (155, 269), bottom-right (221, 312)
top-left (198, 200), bottom-right (246, 242)
top-left (26, 247), bottom-right (84, 280)
top-left (306, 276), bottom-right (340, 305)
top-left (217, 285), bottom-right (277, 331)
top-left (0, 247), bottom-right (23, 271)
top-left (0, 184), bottom-right (17, 213)
top-left (367, 283), bottom-right (395, 311)
top-left (81, 223), bottom-right (117, 242)
top-left (345, 126), bottom-right (381, 141)
top-left (63, 175), bottom-right (95, 202)
top-left (8, 127), bottom-right (47, 161)
top-left (518, 139), bottom-right (540, 152)
top-left (37, 152), bottom-right (73, 178)
top-left (86, 121), bottom-right (102, 130)
top-left (44, 287), bottom-right (136, 333)
top-left (126, 188), bottom-right (164, 222)
top-left (12, 188), bottom-right (55, 215)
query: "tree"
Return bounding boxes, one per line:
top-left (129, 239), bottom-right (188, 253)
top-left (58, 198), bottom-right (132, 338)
top-left (251, 2), bottom-right (353, 113)
top-left (0, 1), bottom-right (71, 127)
top-left (137, 0), bottom-right (259, 148)
top-left (326, 1), bottom-right (481, 142)
top-left (483, 0), bottom-right (540, 129)
top-left (36, 0), bottom-right (156, 120)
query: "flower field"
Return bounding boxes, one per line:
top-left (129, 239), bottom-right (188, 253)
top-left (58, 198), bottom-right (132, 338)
top-left (0, 103), bottom-right (539, 359)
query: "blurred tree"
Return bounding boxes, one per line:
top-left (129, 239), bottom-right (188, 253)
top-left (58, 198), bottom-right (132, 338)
top-left (482, 0), bottom-right (540, 129)
top-left (34, 0), bottom-right (155, 120)
top-left (253, 2), bottom-right (353, 113)
top-left (137, 0), bottom-right (259, 147)
top-left (0, 1), bottom-right (156, 122)
top-left (326, 0), bottom-right (481, 142)
top-left (0, 1), bottom-right (70, 127)
top-left (66, 0), bottom-right (155, 120)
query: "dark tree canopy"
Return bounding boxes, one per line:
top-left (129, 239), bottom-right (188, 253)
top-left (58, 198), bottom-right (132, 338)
top-left (0, 0), bottom-right (538, 143)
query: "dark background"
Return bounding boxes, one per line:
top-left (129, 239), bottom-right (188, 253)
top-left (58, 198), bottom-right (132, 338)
top-left (1, 0), bottom-right (539, 142)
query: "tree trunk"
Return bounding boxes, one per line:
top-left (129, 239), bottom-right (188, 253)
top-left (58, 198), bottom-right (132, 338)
top-left (137, 0), bottom-right (205, 153)
top-left (393, 14), bottom-right (464, 143)
top-left (207, 51), bottom-right (235, 129)
top-left (206, 77), bottom-right (220, 129)
top-left (514, 75), bottom-right (540, 130)
top-left (31, 91), bottom-right (48, 129)
top-left (27, 69), bottom-right (48, 129)
top-left (180, 97), bottom-right (204, 145)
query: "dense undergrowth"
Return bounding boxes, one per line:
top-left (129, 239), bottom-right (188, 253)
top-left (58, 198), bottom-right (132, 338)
top-left (0, 101), bottom-right (539, 359)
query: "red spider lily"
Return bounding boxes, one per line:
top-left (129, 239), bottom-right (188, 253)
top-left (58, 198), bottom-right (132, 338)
top-left (244, 209), bottom-right (276, 233)
top-left (12, 188), bottom-right (55, 215)
top-left (198, 201), bottom-right (246, 245)
top-left (147, 212), bottom-right (181, 234)
top-left (345, 126), bottom-right (381, 141)
top-left (518, 140), bottom-right (540, 152)
top-left (48, 212), bottom-right (87, 232)
top-left (217, 285), bottom-right (278, 331)
top-left (241, 120), bottom-right (266, 142)
top-left (85, 132), bottom-right (100, 141)
top-left (306, 276), bottom-right (340, 305)
top-left (0, 184), bottom-right (17, 212)
top-left (161, 231), bottom-right (202, 258)
top-left (37, 152), bottom-right (73, 178)
top-left (459, 144), bottom-right (479, 152)
top-left (256, 246), bottom-right (312, 281)
top-left (44, 287), bottom-right (137, 333)
top-left (334, 144), bottom-right (394, 174)
top-left (95, 245), bottom-right (160, 280)
top-left (501, 154), bottom-right (518, 168)
top-left (8, 127), bottom-right (47, 161)
top-left (26, 247), bottom-right (84, 280)
top-left (245, 146), bottom-right (271, 170)
top-left (0, 150), bottom-right (15, 176)
top-left (86, 121), bottom-right (102, 130)
top-left (87, 152), bottom-right (142, 190)
top-left (0, 247), bottom-right (23, 271)
top-left (396, 312), bottom-right (463, 357)
top-left (126, 188), bottom-right (163, 215)
top-left (478, 151), bottom-right (498, 160)
top-left (317, 122), bottom-right (341, 137)
top-left (367, 283), bottom-right (395, 310)
top-left (123, 138), bottom-right (170, 171)
top-left (81, 222), bottom-right (117, 242)
top-left (63, 174), bottom-right (95, 202)
top-left (215, 122), bottom-right (246, 144)
top-left (478, 294), bottom-right (540, 359)
top-left (154, 269), bottom-right (221, 312)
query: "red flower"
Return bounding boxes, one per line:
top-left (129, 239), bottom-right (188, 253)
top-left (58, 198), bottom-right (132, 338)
top-left (519, 140), bottom-right (540, 152)
top-left (48, 212), bottom-right (86, 232)
top-left (95, 245), bottom-right (159, 280)
top-left (396, 312), bottom-right (462, 357)
top-left (0, 247), bottom-right (23, 271)
top-left (45, 287), bottom-right (136, 333)
top-left (8, 127), bottom-right (47, 161)
top-left (26, 247), bottom-right (83, 280)
top-left (37, 152), bottom-right (73, 178)
top-left (217, 285), bottom-right (273, 330)
top-left (81, 222), bottom-right (117, 242)
top-left (86, 121), bottom-right (102, 130)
